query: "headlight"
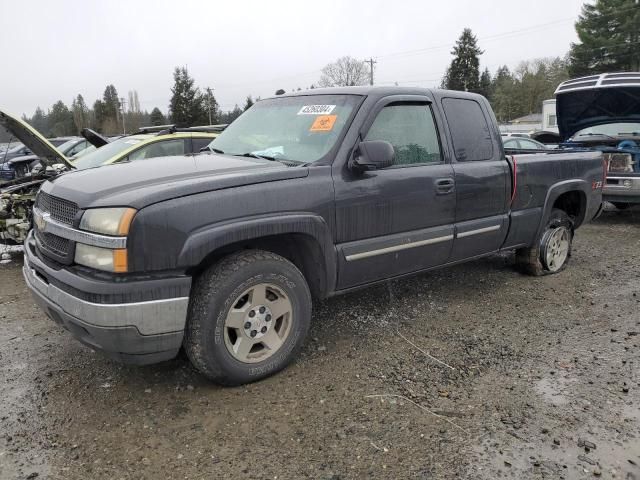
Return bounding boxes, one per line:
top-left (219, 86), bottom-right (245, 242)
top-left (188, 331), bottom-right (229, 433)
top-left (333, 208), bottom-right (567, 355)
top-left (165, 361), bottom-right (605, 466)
top-left (80, 207), bottom-right (136, 236)
top-left (76, 207), bottom-right (135, 272)
top-left (75, 243), bottom-right (128, 273)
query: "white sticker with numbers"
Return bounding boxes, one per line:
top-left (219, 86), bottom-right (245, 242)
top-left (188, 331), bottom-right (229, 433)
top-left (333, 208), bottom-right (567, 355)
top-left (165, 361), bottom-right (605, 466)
top-left (297, 105), bottom-right (336, 115)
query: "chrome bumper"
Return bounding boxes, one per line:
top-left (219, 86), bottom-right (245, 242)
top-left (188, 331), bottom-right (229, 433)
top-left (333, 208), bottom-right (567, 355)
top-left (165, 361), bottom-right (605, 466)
top-left (23, 258), bottom-right (189, 335)
top-left (604, 176), bottom-right (640, 197)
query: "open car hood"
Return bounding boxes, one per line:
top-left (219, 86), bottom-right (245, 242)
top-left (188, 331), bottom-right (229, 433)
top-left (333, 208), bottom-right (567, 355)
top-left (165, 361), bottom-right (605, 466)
top-left (0, 109), bottom-right (74, 169)
top-left (80, 127), bottom-right (110, 148)
top-left (555, 73), bottom-right (640, 140)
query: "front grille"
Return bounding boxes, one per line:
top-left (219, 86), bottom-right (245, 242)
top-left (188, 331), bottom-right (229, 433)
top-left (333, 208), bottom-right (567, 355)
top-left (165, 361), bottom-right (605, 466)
top-left (35, 229), bottom-right (72, 257)
top-left (35, 191), bottom-right (78, 225)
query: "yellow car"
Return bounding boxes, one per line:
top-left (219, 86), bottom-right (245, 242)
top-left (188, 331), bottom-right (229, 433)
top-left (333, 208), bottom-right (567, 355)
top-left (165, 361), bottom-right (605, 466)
top-left (72, 127), bottom-right (222, 169)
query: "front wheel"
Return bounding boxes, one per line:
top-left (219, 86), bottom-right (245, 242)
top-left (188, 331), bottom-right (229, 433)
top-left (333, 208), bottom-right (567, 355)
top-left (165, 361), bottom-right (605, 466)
top-left (516, 209), bottom-right (574, 276)
top-left (184, 250), bottom-right (312, 385)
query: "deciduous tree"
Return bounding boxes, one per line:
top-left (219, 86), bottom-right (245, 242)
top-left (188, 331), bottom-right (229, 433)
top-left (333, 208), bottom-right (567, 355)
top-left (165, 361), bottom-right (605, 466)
top-left (318, 56), bottom-right (368, 87)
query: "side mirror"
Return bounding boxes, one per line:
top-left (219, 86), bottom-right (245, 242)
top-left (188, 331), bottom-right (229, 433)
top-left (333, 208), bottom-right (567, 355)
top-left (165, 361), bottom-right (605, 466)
top-left (350, 140), bottom-right (395, 171)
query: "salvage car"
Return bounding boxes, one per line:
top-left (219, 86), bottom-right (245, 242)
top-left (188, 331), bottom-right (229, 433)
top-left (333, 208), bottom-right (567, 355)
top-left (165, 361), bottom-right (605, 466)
top-left (22, 87), bottom-right (604, 385)
top-left (0, 136), bottom-right (93, 181)
top-left (555, 72), bottom-right (640, 209)
top-left (0, 109), bottom-right (222, 243)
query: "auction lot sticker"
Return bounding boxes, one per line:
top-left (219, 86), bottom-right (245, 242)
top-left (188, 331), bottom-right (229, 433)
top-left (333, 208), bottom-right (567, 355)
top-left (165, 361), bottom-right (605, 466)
top-left (309, 115), bottom-right (337, 132)
top-left (298, 105), bottom-right (336, 115)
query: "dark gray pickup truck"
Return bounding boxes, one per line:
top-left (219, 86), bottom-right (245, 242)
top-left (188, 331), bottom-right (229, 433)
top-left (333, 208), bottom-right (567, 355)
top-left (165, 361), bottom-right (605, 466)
top-left (23, 87), bottom-right (604, 385)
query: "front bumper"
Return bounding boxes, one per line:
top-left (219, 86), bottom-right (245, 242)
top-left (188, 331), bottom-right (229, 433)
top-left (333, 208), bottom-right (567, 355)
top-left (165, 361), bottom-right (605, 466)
top-left (23, 233), bottom-right (191, 365)
top-left (603, 176), bottom-right (640, 204)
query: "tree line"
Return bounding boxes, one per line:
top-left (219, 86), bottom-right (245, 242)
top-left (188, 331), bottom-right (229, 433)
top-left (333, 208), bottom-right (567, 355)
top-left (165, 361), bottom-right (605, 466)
top-left (3, 0), bottom-right (637, 143)
top-left (1, 67), bottom-right (255, 142)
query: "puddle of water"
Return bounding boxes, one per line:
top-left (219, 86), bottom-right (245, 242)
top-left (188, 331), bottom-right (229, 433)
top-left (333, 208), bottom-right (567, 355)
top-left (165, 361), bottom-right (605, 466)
top-left (534, 376), bottom-right (578, 406)
top-left (474, 429), bottom-right (640, 479)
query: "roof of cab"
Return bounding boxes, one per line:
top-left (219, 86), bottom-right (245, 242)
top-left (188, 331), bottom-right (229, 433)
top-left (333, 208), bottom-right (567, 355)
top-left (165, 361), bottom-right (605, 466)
top-left (273, 85), bottom-right (486, 101)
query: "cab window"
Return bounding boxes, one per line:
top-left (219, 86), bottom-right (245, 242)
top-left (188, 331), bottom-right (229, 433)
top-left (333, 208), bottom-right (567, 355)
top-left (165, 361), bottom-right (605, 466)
top-left (442, 97), bottom-right (494, 162)
top-left (128, 139), bottom-right (186, 161)
top-left (365, 103), bottom-right (442, 166)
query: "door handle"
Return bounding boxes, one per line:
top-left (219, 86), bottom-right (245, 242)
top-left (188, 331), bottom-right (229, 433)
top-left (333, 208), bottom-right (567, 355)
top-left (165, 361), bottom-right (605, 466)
top-left (435, 178), bottom-right (455, 195)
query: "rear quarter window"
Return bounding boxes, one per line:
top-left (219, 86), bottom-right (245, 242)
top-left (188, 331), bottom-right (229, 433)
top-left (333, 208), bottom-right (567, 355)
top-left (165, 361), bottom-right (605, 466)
top-left (442, 98), bottom-right (494, 162)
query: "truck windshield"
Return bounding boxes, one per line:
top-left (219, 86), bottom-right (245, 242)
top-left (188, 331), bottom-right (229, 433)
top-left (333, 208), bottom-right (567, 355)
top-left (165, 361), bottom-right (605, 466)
top-left (208, 95), bottom-right (361, 164)
top-left (573, 123), bottom-right (640, 138)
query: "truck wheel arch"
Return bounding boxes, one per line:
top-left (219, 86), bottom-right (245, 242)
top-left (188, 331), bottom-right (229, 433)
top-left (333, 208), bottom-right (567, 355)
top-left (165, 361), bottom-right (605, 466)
top-left (537, 180), bottom-right (589, 239)
top-left (178, 214), bottom-right (336, 299)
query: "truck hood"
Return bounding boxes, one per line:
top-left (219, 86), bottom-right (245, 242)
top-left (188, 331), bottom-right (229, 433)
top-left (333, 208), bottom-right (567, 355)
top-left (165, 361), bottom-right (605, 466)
top-left (556, 86), bottom-right (640, 140)
top-left (0, 109), bottom-right (74, 169)
top-left (41, 153), bottom-right (309, 209)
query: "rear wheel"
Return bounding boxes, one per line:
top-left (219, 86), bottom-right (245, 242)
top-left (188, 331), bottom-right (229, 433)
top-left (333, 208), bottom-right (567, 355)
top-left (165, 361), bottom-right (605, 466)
top-left (184, 250), bottom-right (311, 385)
top-left (516, 209), bottom-right (573, 276)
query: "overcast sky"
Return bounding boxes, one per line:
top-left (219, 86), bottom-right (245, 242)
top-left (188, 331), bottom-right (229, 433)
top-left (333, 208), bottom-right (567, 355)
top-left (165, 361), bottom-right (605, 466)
top-left (0, 0), bottom-right (587, 117)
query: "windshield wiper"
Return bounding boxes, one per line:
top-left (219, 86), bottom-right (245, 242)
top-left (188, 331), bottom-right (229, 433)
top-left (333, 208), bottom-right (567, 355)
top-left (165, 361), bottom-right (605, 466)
top-left (232, 152), bottom-right (305, 166)
top-left (236, 152), bottom-right (278, 161)
top-left (578, 133), bottom-right (616, 140)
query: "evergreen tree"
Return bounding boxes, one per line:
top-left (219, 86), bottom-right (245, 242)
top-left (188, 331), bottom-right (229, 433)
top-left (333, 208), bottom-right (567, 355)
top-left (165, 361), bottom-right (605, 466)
top-left (71, 94), bottom-right (89, 131)
top-left (490, 66), bottom-right (517, 122)
top-left (48, 101), bottom-right (74, 136)
top-left (275, 89), bottom-right (285, 96)
top-left (92, 99), bottom-right (106, 131)
top-left (30, 107), bottom-right (48, 135)
top-left (478, 68), bottom-right (493, 100)
top-left (569, 0), bottom-right (640, 77)
top-left (444, 28), bottom-right (483, 92)
top-left (244, 95), bottom-right (254, 111)
top-left (150, 107), bottom-right (165, 126)
top-left (102, 85), bottom-right (120, 133)
top-left (169, 67), bottom-right (208, 126)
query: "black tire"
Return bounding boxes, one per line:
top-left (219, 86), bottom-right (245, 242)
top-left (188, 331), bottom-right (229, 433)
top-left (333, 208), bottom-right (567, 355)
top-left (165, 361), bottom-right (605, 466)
top-left (515, 209), bottom-right (574, 276)
top-left (612, 202), bottom-right (631, 210)
top-left (184, 249), bottom-right (311, 385)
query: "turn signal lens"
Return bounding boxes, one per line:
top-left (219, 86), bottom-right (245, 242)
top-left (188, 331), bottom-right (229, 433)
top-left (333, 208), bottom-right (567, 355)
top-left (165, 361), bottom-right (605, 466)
top-left (75, 244), bottom-right (128, 273)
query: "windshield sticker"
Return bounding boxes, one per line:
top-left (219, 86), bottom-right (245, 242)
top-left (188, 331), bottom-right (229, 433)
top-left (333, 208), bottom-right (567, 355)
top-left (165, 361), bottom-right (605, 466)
top-left (298, 105), bottom-right (336, 115)
top-left (309, 115), bottom-right (337, 132)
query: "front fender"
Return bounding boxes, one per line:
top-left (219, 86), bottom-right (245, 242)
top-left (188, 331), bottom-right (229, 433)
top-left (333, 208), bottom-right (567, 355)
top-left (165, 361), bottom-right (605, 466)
top-left (177, 213), bottom-right (337, 292)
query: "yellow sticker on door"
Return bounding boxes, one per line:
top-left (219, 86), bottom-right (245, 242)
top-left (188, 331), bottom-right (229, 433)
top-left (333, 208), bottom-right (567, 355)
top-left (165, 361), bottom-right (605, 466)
top-left (309, 115), bottom-right (337, 132)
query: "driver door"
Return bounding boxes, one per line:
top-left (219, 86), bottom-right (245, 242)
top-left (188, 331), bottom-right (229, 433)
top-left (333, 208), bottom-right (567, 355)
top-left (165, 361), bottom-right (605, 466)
top-left (333, 98), bottom-right (456, 289)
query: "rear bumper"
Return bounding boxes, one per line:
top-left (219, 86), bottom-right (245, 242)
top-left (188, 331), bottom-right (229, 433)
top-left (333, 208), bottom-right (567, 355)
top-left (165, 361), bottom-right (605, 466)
top-left (23, 233), bottom-right (191, 365)
top-left (604, 176), bottom-right (640, 204)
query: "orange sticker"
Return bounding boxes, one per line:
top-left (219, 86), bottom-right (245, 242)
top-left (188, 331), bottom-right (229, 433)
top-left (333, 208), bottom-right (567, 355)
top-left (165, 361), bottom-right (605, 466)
top-left (309, 115), bottom-right (337, 132)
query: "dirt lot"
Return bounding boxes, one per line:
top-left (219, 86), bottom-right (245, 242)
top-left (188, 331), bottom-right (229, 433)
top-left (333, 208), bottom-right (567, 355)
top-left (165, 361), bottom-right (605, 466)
top-left (1, 207), bottom-right (639, 480)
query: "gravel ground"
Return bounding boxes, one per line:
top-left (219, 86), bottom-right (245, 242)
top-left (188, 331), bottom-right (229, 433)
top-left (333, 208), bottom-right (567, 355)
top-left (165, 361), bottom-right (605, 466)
top-left (1, 207), bottom-right (639, 480)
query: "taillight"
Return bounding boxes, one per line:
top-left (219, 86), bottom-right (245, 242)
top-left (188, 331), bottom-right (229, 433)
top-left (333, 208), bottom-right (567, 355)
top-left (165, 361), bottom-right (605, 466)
top-left (604, 153), bottom-right (634, 173)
